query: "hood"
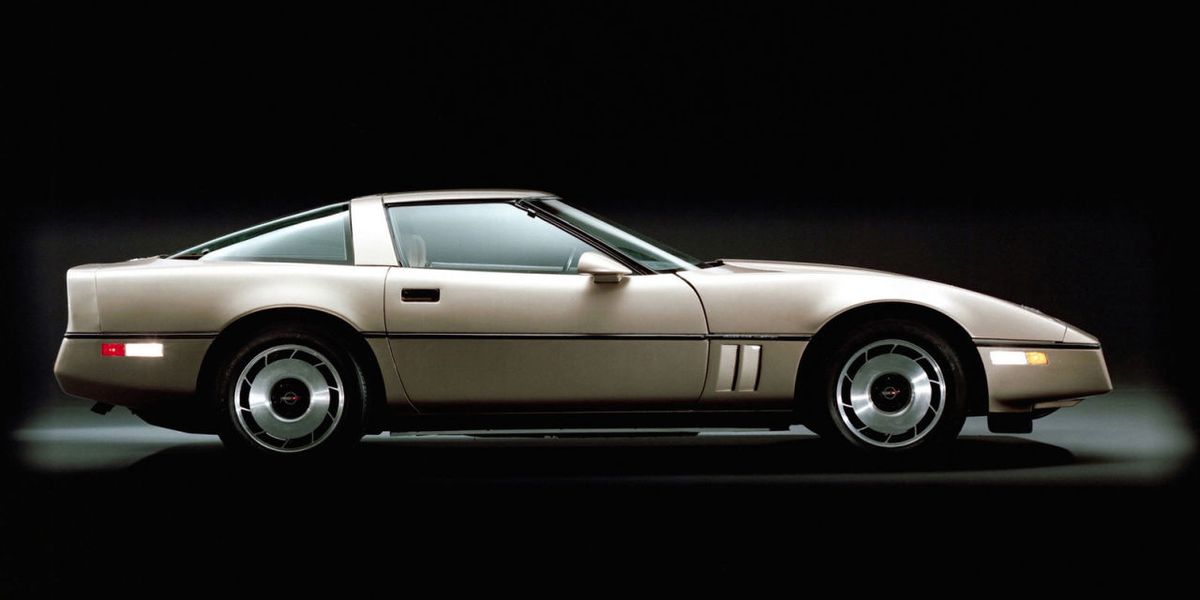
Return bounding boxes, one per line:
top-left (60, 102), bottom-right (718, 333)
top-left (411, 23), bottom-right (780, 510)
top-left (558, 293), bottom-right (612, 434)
top-left (716, 259), bottom-right (906, 278)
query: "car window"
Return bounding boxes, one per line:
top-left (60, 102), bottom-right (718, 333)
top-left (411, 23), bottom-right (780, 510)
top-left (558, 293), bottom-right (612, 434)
top-left (533, 199), bottom-right (699, 272)
top-left (174, 205), bottom-right (353, 265)
top-left (387, 203), bottom-right (599, 274)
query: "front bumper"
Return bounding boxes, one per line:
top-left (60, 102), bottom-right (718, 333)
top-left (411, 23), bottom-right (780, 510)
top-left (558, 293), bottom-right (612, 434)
top-left (976, 343), bottom-right (1112, 414)
top-left (54, 337), bottom-right (212, 407)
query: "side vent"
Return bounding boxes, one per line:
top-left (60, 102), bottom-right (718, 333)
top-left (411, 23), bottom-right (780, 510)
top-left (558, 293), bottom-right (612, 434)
top-left (715, 344), bottom-right (761, 392)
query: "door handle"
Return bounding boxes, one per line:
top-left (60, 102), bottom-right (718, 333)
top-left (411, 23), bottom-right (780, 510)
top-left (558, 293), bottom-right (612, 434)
top-left (401, 288), bottom-right (441, 302)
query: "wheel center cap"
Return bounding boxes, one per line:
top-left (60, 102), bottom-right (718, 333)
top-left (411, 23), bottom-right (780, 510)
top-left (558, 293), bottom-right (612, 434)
top-left (269, 378), bottom-right (311, 420)
top-left (869, 373), bottom-right (912, 413)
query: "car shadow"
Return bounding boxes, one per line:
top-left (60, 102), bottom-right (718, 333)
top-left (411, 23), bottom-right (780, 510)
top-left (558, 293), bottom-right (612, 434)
top-left (126, 434), bottom-right (1076, 482)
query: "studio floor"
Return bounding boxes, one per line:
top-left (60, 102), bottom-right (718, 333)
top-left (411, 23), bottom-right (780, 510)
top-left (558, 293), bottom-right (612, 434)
top-left (4, 383), bottom-right (1197, 594)
top-left (12, 384), bottom-right (1193, 487)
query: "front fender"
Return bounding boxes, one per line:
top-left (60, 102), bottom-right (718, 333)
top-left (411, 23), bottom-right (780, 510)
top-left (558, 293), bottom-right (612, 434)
top-left (678, 266), bottom-right (1068, 342)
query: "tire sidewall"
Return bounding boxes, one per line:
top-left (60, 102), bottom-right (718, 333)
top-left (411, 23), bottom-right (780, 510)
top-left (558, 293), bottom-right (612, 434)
top-left (820, 319), bottom-right (967, 454)
top-left (216, 327), bottom-right (366, 456)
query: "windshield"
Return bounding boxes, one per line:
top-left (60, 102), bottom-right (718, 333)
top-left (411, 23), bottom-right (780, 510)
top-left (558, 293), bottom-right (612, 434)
top-left (531, 199), bottom-right (700, 272)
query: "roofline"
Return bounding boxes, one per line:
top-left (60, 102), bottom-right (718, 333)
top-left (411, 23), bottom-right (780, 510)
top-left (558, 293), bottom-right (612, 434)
top-left (353, 189), bottom-right (556, 204)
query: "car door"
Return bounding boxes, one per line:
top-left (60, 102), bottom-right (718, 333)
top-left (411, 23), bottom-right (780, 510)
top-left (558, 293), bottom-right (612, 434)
top-left (382, 201), bottom-right (709, 412)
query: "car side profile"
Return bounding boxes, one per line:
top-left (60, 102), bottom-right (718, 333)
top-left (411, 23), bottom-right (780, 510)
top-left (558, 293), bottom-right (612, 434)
top-left (54, 189), bottom-right (1112, 456)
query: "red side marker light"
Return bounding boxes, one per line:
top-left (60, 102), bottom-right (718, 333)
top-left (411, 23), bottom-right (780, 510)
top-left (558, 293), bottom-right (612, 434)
top-left (101, 343), bottom-right (125, 357)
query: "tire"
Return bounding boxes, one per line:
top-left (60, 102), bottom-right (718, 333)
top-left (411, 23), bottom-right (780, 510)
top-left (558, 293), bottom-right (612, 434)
top-left (215, 325), bottom-right (367, 456)
top-left (810, 319), bottom-right (967, 454)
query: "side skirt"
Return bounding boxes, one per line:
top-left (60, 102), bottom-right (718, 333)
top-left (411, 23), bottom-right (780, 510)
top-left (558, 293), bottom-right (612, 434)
top-left (384, 410), bottom-right (797, 434)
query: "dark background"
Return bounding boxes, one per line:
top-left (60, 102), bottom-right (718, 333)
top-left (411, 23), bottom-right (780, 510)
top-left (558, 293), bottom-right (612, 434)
top-left (5, 3), bottom-right (1190, 591)
top-left (11, 5), bottom-right (1185, 409)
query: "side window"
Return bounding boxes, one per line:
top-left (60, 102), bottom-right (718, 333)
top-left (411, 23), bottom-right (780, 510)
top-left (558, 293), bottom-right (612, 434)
top-left (387, 203), bottom-right (599, 274)
top-left (190, 207), bottom-right (353, 265)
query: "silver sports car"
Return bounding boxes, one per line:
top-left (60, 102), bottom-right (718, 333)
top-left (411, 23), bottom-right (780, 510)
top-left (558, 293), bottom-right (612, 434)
top-left (54, 189), bottom-right (1112, 456)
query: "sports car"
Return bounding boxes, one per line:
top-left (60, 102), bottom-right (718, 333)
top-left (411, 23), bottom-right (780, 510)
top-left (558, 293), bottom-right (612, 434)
top-left (53, 189), bottom-right (1112, 456)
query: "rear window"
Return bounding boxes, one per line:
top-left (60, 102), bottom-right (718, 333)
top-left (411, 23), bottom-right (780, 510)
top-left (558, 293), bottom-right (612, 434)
top-left (172, 204), bottom-right (353, 265)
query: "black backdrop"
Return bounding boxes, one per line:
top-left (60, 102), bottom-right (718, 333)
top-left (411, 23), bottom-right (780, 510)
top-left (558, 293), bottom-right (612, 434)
top-left (3, 3), bottom-right (1192, 589)
top-left (11, 5), bottom-right (1184, 420)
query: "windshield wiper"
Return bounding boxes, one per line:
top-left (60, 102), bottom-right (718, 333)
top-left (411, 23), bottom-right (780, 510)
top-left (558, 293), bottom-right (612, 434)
top-left (696, 259), bottom-right (725, 268)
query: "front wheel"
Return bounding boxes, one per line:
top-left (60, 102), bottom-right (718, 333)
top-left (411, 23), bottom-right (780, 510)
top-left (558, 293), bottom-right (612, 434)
top-left (812, 319), bottom-right (967, 454)
top-left (216, 327), bottom-right (366, 456)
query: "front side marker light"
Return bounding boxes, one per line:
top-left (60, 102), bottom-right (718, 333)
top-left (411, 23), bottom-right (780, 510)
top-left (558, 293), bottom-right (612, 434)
top-left (989, 350), bottom-right (1049, 366)
top-left (101, 342), bottom-right (164, 357)
top-left (1024, 351), bottom-right (1048, 366)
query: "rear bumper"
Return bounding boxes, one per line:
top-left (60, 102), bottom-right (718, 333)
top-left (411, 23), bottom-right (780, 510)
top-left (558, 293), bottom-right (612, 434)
top-left (53, 337), bottom-right (211, 407)
top-left (976, 343), bottom-right (1112, 414)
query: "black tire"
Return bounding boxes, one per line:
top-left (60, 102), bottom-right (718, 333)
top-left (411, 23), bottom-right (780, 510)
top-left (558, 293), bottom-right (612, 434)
top-left (215, 325), bottom-right (367, 456)
top-left (808, 319), bottom-right (967, 454)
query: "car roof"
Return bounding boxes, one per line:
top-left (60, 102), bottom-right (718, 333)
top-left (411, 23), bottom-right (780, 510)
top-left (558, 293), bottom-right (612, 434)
top-left (359, 189), bottom-right (556, 204)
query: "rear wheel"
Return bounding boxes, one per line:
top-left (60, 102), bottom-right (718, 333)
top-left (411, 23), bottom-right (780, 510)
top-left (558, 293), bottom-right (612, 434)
top-left (811, 319), bottom-right (967, 454)
top-left (216, 326), bottom-right (366, 456)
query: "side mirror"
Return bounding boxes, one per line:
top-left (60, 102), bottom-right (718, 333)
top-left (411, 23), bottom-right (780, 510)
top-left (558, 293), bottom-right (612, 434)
top-left (578, 251), bottom-right (632, 283)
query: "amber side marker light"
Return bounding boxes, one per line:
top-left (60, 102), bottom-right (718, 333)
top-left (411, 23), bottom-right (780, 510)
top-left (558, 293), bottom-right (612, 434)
top-left (989, 350), bottom-right (1049, 366)
top-left (1025, 351), bottom-right (1049, 366)
top-left (100, 342), bottom-right (164, 357)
